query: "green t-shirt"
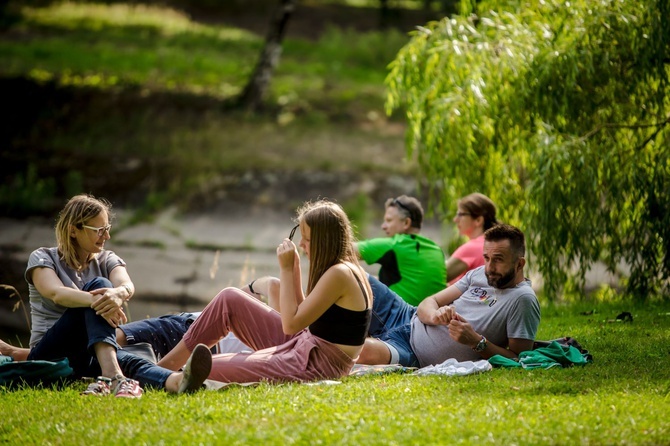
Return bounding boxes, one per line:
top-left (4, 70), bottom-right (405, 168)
top-left (358, 233), bottom-right (447, 305)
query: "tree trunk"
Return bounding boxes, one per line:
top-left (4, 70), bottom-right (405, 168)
top-left (237, 0), bottom-right (296, 112)
top-left (379, 0), bottom-right (390, 29)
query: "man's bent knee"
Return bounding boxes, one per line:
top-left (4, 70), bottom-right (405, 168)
top-left (356, 338), bottom-right (392, 365)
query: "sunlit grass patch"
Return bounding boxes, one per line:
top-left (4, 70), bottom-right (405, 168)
top-left (2, 1), bottom-right (407, 104)
top-left (0, 292), bottom-right (669, 444)
top-left (1, 2), bottom-right (260, 96)
top-left (20, 1), bottom-right (257, 41)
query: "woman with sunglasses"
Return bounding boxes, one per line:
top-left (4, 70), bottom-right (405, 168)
top-left (447, 193), bottom-right (499, 284)
top-left (23, 194), bottom-right (211, 397)
top-left (156, 199), bottom-right (373, 384)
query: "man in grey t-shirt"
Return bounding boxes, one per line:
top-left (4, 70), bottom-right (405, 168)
top-left (357, 223), bottom-right (540, 367)
top-left (410, 265), bottom-right (538, 366)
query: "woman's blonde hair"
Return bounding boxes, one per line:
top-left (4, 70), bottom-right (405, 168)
top-left (296, 200), bottom-right (360, 294)
top-left (55, 194), bottom-right (113, 271)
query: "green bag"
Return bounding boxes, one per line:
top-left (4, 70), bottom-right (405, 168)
top-left (0, 355), bottom-right (74, 387)
top-left (489, 341), bottom-right (592, 370)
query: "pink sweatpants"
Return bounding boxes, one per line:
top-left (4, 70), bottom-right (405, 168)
top-left (182, 287), bottom-right (355, 383)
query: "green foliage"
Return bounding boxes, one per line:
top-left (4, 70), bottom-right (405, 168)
top-left (342, 192), bottom-right (374, 239)
top-left (1, 302), bottom-right (669, 444)
top-left (386, 0), bottom-right (670, 300)
top-left (126, 191), bottom-right (170, 225)
top-left (311, 26), bottom-right (409, 72)
top-left (3, 2), bottom-right (260, 95)
top-left (0, 164), bottom-right (57, 216)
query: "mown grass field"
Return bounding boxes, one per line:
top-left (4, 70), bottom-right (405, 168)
top-left (2, 301), bottom-right (669, 444)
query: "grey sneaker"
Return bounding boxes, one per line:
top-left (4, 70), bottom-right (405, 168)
top-left (178, 343), bottom-right (212, 394)
top-left (81, 376), bottom-right (112, 396)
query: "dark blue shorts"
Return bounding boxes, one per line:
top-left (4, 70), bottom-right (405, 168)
top-left (379, 322), bottom-right (419, 368)
top-left (119, 313), bottom-right (195, 360)
top-left (367, 274), bottom-right (419, 367)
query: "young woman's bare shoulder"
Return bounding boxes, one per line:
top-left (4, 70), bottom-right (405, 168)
top-left (321, 263), bottom-right (361, 285)
top-left (313, 264), bottom-right (351, 296)
top-left (324, 263), bottom-right (351, 278)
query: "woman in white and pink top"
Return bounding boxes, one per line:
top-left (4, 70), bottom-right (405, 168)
top-left (447, 193), bottom-right (499, 285)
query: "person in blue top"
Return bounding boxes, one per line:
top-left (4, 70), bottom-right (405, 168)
top-left (354, 195), bottom-right (447, 305)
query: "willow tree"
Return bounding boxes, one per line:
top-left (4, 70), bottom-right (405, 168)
top-left (386, 0), bottom-right (669, 300)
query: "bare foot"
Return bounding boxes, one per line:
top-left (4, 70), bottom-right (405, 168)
top-left (0, 339), bottom-right (30, 361)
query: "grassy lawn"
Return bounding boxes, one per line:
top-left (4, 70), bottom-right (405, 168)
top-left (2, 301), bottom-right (669, 444)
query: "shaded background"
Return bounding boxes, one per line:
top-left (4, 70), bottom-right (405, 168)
top-left (0, 0), bottom-right (463, 345)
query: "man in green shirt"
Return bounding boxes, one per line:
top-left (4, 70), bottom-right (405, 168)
top-left (354, 195), bottom-right (447, 306)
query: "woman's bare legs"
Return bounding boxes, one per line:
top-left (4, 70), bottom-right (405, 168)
top-left (115, 327), bottom-right (128, 346)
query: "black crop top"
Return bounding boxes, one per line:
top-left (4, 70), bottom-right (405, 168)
top-left (308, 270), bottom-right (371, 346)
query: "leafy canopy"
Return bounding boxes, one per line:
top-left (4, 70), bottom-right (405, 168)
top-left (386, 0), bottom-right (669, 300)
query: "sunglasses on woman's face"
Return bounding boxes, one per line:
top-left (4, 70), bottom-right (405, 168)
top-left (288, 224), bottom-right (299, 241)
top-left (82, 224), bottom-right (112, 237)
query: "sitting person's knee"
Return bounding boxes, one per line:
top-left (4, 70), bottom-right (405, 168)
top-left (212, 287), bottom-right (250, 308)
top-left (356, 338), bottom-right (391, 365)
top-left (82, 276), bottom-right (113, 291)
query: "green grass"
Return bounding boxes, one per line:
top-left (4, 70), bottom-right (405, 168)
top-left (2, 301), bottom-right (669, 444)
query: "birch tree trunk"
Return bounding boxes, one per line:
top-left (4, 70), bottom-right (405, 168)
top-left (237, 0), bottom-right (296, 112)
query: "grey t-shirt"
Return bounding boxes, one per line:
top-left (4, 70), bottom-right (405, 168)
top-left (410, 266), bottom-right (540, 367)
top-left (25, 247), bottom-right (126, 348)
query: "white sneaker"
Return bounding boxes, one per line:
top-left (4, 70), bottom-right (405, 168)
top-left (178, 343), bottom-right (212, 394)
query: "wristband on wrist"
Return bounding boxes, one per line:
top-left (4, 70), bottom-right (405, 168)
top-left (121, 284), bottom-right (132, 300)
